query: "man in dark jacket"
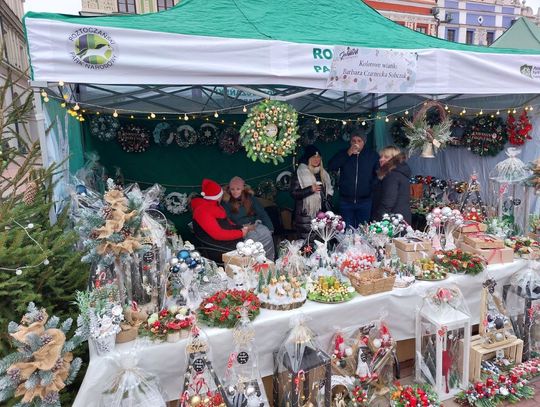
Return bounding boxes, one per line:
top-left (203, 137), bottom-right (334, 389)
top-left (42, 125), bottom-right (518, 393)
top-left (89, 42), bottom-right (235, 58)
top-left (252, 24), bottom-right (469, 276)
top-left (328, 130), bottom-right (379, 228)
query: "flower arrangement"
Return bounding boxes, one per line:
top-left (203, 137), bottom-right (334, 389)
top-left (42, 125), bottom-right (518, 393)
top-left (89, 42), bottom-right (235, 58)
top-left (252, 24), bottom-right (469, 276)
top-left (390, 383), bottom-right (441, 407)
top-left (0, 303), bottom-right (84, 407)
top-left (139, 306), bottom-right (192, 341)
top-left (485, 217), bottom-right (514, 239)
top-left (414, 259), bottom-right (448, 281)
top-left (454, 373), bottom-right (534, 407)
top-left (504, 236), bottom-right (540, 257)
top-left (434, 249), bottom-right (485, 275)
top-left (198, 290), bottom-right (261, 328)
top-left (239, 100), bottom-right (299, 164)
top-left (463, 116), bottom-right (507, 157)
top-left (307, 276), bottom-right (355, 303)
top-left (350, 385), bottom-right (369, 406)
top-left (507, 110), bottom-right (532, 146)
top-left (403, 101), bottom-right (453, 158)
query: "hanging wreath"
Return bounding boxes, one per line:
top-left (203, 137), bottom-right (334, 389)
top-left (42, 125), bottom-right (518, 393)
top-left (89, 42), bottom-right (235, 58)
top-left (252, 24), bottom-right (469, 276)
top-left (391, 119), bottom-right (409, 148)
top-left (175, 125), bottom-right (198, 148)
top-left (449, 117), bottom-right (469, 146)
top-left (218, 127), bottom-right (242, 154)
top-left (90, 115), bottom-right (121, 141)
top-left (507, 110), bottom-right (533, 146)
top-left (299, 121), bottom-right (319, 146)
top-left (403, 101), bottom-right (453, 157)
top-left (276, 171), bottom-right (293, 191)
top-left (164, 192), bottom-right (189, 215)
top-left (318, 122), bottom-right (341, 142)
top-left (239, 100), bottom-right (299, 164)
top-left (255, 179), bottom-right (278, 201)
top-left (153, 122), bottom-right (175, 145)
top-left (199, 123), bottom-right (219, 145)
top-left (117, 125), bottom-right (150, 153)
top-left (463, 116), bottom-right (507, 157)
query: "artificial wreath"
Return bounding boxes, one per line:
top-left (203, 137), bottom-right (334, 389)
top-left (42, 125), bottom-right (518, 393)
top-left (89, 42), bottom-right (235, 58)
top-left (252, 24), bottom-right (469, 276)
top-left (198, 289), bottom-right (260, 328)
top-left (434, 249), bottom-right (485, 275)
top-left (117, 125), bottom-right (150, 153)
top-left (240, 100), bottom-right (299, 164)
top-left (276, 170), bottom-right (293, 191)
top-left (318, 121), bottom-right (341, 142)
top-left (164, 192), bottom-right (189, 215)
top-left (175, 125), bottom-right (198, 148)
top-left (218, 127), bottom-right (242, 154)
top-left (507, 110), bottom-right (533, 146)
top-left (299, 121), bottom-right (319, 146)
top-left (403, 101), bottom-right (453, 156)
top-left (139, 307), bottom-right (193, 340)
top-left (450, 116), bottom-right (469, 146)
top-left (255, 179), bottom-right (278, 201)
top-left (152, 122), bottom-right (175, 145)
top-left (390, 383), bottom-right (441, 407)
top-left (463, 116), bottom-right (507, 157)
top-left (199, 123), bottom-right (219, 145)
top-left (90, 115), bottom-right (121, 141)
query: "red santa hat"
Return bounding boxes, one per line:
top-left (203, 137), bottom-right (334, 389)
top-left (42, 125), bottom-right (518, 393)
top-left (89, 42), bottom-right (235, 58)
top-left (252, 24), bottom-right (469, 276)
top-left (201, 178), bottom-right (223, 200)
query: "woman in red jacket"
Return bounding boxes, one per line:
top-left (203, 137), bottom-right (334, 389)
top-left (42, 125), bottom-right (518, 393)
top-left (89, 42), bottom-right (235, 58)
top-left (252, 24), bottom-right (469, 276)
top-left (191, 179), bottom-right (251, 251)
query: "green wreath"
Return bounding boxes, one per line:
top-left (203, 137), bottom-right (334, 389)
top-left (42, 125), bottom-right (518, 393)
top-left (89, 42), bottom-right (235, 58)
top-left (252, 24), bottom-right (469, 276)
top-left (240, 100), bottom-right (299, 164)
top-left (463, 116), bottom-right (507, 157)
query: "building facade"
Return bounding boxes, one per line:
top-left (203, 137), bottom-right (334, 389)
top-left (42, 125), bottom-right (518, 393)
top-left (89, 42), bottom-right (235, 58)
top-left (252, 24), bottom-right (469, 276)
top-left (436, 0), bottom-right (527, 45)
top-left (81, 0), bottom-right (180, 15)
top-left (0, 0), bottom-right (34, 146)
top-left (365, 0), bottom-right (438, 36)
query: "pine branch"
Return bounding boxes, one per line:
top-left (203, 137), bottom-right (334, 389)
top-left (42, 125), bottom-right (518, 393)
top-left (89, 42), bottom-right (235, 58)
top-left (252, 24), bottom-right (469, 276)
top-left (64, 357), bottom-right (81, 386)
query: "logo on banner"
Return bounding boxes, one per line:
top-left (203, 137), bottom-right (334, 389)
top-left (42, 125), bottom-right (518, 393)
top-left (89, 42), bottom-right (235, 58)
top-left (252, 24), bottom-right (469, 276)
top-left (519, 64), bottom-right (540, 79)
top-left (68, 27), bottom-right (118, 69)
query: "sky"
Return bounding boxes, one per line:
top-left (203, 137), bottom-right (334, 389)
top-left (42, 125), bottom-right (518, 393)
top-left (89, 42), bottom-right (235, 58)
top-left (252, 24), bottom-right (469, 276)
top-left (22, 0), bottom-right (540, 15)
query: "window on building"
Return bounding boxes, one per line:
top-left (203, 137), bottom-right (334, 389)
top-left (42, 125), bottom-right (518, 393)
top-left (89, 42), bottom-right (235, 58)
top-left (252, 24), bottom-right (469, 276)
top-left (157, 0), bottom-right (175, 11)
top-left (446, 29), bottom-right (456, 42)
top-left (486, 31), bottom-right (495, 46)
top-left (117, 0), bottom-right (136, 13)
top-left (415, 25), bottom-right (427, 34)
top-left (466, 30), bottom-right (474, 44)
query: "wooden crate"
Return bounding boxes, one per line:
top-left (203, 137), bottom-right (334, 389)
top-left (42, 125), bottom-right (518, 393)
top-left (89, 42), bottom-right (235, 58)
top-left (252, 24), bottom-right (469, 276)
top-left (468, 334), bottom-right (523, 382)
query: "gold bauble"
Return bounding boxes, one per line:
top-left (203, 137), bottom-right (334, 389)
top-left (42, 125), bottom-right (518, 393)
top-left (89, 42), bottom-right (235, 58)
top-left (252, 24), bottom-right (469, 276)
top-left (190, 395), bottom-right (202, 406)
top-left (203, 397), bottom-right (210, 404)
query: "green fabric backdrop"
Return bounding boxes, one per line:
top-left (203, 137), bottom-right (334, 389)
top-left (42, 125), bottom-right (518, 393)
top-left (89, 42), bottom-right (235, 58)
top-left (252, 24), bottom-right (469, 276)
top-left (82, 117), bottom-right (376, 238)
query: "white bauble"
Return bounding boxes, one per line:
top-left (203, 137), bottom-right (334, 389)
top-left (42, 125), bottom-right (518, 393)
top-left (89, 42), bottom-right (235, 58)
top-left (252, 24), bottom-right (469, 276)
top-left (179, 263), bottom-right (189, 272)
top-left (236, 241), bottom-right (245, 250)
top-left (372, 338), bottom-right (382, 348)
top-left (326, 211), bottom-right (335, 217)
top-left (245, 239), bottom-right (254, 246)
top-left (397, 214), bottom-right (403, 221)
top-left (170, 258), bottom-right (179, 265)
top-left (441, 207), bottom-right (452, 216)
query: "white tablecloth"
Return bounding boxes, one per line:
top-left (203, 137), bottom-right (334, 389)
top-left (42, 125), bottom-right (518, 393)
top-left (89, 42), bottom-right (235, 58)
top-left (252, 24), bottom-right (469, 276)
top-left (74, 260), bottom-right (528, 406)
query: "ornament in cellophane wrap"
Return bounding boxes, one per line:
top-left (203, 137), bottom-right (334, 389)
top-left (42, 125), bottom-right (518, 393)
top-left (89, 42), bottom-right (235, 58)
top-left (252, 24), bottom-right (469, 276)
top-left (224, 308), bottom-right (269, 407)
top-left (489, 148), bottom-right (531, 184)
top-left (75, 151), bottom-right (107, 194)
top-left (99, 346), bottom-right (167, 407)
top-left (275, 240), bottom-right (307, 280)
top-left (333, 233), bottom-right (377, 275)
top-left (273, 315), bottom-right (331, 407)
top-left (180, 324), bottom-right (228, 407)
top-left (366, 214), bottom-right (410, 261)
top-left (504, 260), bottom-right (540, 360)
top-left (416, 286), bottom-right (471, 400)
top-left (307, 211), bottom-right (346, 267)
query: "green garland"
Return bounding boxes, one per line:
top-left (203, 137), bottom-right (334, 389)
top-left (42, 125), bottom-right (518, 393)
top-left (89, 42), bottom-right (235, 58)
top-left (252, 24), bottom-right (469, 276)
top-left (463, 116), bottom-right (507, 157)
top-left (240, 100), bottom-right (299, 164)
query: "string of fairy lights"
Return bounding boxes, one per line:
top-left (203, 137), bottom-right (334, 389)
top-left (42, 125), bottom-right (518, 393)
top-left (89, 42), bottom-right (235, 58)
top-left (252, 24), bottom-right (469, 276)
top-left (39, 84), bottom-right (537, 126)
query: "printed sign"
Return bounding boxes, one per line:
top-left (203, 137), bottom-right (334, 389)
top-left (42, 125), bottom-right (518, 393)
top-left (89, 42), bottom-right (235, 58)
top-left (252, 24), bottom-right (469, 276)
top-left (237, 351), bottom-right (249, 364)
top-left (326, 46), bottom-right (417, 92)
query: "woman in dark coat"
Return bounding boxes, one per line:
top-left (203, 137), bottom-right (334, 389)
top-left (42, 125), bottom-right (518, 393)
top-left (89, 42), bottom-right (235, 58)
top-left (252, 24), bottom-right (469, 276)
top-left (290, 145), bottom-right (334, 240)
top-left (371, 146), bottom-right (412, 224)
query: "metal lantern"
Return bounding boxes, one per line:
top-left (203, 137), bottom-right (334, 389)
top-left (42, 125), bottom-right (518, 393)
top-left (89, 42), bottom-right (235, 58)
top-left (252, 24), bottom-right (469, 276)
top-left (273, 317), bottom-right (331, 407)
top-left (415, 286), bottom-right (471, 401)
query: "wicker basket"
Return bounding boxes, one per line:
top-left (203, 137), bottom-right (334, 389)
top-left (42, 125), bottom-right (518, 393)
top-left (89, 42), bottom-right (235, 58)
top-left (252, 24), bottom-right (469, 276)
top-left (348, 269), bottom-right (396, 296)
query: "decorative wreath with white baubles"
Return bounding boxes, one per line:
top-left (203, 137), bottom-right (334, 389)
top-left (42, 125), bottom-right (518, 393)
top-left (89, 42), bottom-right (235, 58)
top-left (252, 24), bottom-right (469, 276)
top-left (164, 192), bottom-right (189, 215)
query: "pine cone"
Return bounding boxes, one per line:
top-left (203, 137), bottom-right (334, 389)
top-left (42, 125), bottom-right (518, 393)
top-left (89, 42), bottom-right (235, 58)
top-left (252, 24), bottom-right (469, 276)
top-left (23, 181), bottom-right (38, 205)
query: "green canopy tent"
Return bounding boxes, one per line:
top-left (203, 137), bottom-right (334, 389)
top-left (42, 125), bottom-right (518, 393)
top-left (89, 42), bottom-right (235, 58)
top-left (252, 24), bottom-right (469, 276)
top-left (491, 17), bottom-right (540, 51)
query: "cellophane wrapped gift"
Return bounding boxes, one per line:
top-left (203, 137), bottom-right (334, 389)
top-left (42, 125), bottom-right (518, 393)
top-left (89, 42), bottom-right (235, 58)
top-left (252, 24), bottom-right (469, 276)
top-left (328, 328), bottom-right (359, 377)
top-left (273, 315), bottom-right (331, 407)
top-left (224, 309), bottom-right (269, 406)
top-left (100, 349), bottom-right (166, 407)
top-left (504, 260), bottom-right (540, 360)
top-left (275, 240), bottom-right (307, 279)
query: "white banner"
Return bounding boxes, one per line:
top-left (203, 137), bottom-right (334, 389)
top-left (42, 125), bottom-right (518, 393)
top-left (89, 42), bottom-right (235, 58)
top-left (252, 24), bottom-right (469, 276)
top-left (25, 17), bottom-right (540, 94)
top-left (326, 46), bottom-right (417, 93)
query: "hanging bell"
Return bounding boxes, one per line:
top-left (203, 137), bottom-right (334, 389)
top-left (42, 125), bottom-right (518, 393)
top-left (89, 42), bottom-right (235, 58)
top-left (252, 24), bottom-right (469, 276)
top-left (421, 142), bottom-right (435, 158)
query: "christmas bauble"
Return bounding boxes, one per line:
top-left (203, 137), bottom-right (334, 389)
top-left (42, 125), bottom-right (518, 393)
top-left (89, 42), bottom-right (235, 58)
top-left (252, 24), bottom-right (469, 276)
top-left (178, 250), bottom-right (190, 260)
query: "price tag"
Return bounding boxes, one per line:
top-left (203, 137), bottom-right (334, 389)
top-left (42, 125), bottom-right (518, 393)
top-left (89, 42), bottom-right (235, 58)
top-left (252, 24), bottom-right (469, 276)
top-left (237, 351), bottom-right (249, 364)
top-left (495, 349), bottom-right (504, 359)
top-left (193, 358), bottom-right (206, 373)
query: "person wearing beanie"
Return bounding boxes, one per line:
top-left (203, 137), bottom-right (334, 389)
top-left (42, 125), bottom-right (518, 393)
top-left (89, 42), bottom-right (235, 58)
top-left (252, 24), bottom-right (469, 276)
top-left (290, 145), bottom-right (334, 240)
top-left (191, 178), bottom-right (251, 251)
top-left (328, 128), bottom-right (379, 228)
top-left (222, 176), bottom-right (275, 260)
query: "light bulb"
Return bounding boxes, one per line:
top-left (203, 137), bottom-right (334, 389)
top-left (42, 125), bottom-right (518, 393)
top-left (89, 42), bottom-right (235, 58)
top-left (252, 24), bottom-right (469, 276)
top-left (315, 118), bottom-right (320, 124)
top-left (242, 106), bottom-right (247, 113)
top-left (162, 117), bottom-right (166, 120)
top-left (113, 110), bottom-right (118, 118)
top-left (40, 90), bottom-right (47, 97)
top-left (233, 121), bottom-right (236, 125)
top-left (184, 114), bottom-right (189, 121)
top-left (150, 113), bottom-right (156, 119)
top-left (96, 111), bottom-right (100, 115)
top-left (130, 115), bottom-right (134, 119)
top-left (496, 110), bottom-right (500, 115)
top-left (60, 102), bottom-right (66, 108)
top-left (405, 110), bottom-right (409, 115)
top-left (361, 121), bottom-right (366, 126)
top-left (74, 103), bottom-right (80, 111)
top-left (513, 109), bottom-right (517, 114)
top-left (43, 97), bottom-right (49, 102)
top-left (385, 117), bottom-right (389, 122)
top-left (214, 112), bottom-right (219, 118)
top-left (58, 80), bottom-right (64, 86)
top-left (462, 109), bottom-right (466, 114)
top-left (444, 105), bottom-right (448, 110)
top-left (63, 94), bottom-right (69, 100)
top-left (530, 106), bottom-right (534, 111)
top-left (342, 120), bottom-right (347, 125)
top-left (479, 109), bottom-right (483, 115)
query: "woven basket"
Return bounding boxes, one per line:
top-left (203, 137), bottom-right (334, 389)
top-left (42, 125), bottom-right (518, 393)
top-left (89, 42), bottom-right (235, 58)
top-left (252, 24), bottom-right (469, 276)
top-left (348, 269), bottom-right (396, 296)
